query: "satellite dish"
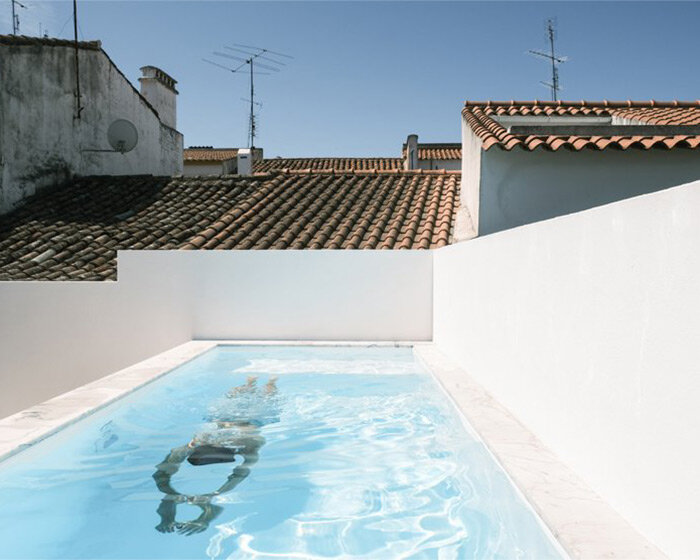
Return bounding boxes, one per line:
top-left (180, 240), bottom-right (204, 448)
top-left (107, 119), bottom-right (138, 153)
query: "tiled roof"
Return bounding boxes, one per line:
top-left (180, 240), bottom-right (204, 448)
top-left (403, 143), bottom-right (462, 160)
top-left (0, 34), bottom-right (101, 50)
top-left (254, 158), bottom-right (403, 172)
top-left (0, 170), bottom-right (459, 281)
top-left (463, 100), bottom-right (700, 151)
top-left (184, 148), bottom-right (239, 162)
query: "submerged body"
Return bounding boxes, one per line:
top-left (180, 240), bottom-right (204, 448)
top-left (0, 346), bottom-right (563, 559)
top-left (153, 376), bottom-right (279, 535)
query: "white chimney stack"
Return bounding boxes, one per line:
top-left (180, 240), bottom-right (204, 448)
top-left (138, 66), bottom-right (178, 129)
top-left (405, 134), bottom-right (418, 170)
top-left (236, 148), bottom-right (263, 176)
top-left (237, 148), bottom-right (252, 176)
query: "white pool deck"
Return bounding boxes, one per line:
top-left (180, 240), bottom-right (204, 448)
top-left (0, 340), bottom-right (665, 560)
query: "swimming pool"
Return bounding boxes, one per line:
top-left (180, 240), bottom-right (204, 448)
top-left (0, 346), bottom-right (565, 559)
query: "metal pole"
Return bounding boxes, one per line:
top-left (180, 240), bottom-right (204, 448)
top-left (249, 59), bottom-right (255, 148)
top-left (548, 22), bottom-right (557, 101)
top-left (11, 0), bottom-right (17, 34)
top-left (73, 0), bottom-right (83, 119)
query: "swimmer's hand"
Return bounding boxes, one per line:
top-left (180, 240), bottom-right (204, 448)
top-left (155, 520), bottom-right (177, 534)
top-left (175, 520), bottom-right (208, 536)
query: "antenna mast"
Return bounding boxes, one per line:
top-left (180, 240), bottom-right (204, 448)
top-left (72, 0), bottom-right (83, 119)
top-left (11, 0), bottom-right (26, 35)
top-left (528, 19), bottom-right (568, 101)
top-left (204, 43), bottom-right (292, 148)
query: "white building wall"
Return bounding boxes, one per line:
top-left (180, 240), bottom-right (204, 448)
top-left (460, 122), bottom-right (483, 230)
top-left (0, 43), bottom-right (183, 214)
top-left (433, 179), bottom-right (700, 559)
top-left (478, 147), bottom-right (700, 235)
top-left (183, 162), bottom-right (224, 176)
top-left (417, 159), bottom-right (461, 171)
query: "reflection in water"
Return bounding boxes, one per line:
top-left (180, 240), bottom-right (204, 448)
top-left (152, 376), bottom-right (279, 536)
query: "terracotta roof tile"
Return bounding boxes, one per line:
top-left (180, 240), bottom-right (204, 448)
top-left (0, 170), bottom-right (460, 281)
top-left (253, 158), bottom-right (403, 172)
top-left (402, 143), bottom-right (462, 160)
top-left (184, 148), bottom-right (239, 162)
top-left (463, 100), bottom-right (700, 151)
top-left (0, 34), bottom-right (101, 50)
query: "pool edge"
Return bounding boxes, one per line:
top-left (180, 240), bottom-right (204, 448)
top-left (0, 340), bottom-right (218, 461)
top-left (0, 340), bottom-right (420, 461)
top-left (0, 340), bottom-right (666, 560)
top-left (414, 343), bottom-right (666, 560)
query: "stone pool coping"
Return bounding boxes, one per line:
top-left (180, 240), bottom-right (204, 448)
top-left (0, 340), bottom-right (666, 559)
top-left (0, 340), bottom-right (412, 461)
top-left (414, 344), bottom-right (666, 560)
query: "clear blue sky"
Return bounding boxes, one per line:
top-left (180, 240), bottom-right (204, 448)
top-left (3, 1), bottom-right (699, 157)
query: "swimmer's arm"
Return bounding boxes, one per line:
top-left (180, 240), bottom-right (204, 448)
top-left (153, 445), bottom-right (190, 494)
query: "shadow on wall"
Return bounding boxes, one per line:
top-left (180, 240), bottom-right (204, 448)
top-left (480, 148), bottom-right (700, 235)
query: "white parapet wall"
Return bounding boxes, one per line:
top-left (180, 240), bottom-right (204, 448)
top-left (118, 249), bottom-right (433, 341)
top-left (0, 250), bottom-right (432, 417)
top-left (433, 179), bottom-right (700, 559)
top-left (0, 254), bottom-right (191, 418)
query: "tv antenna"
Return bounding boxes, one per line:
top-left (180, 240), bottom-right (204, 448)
top-left (241, 97), bottom-right (262, 144)
top-left (203, 43), bottom-right (292, 148)
top-left (528, 19), bottom-right (568, 101)
top-left (11, 0), bottom-right (27, 35)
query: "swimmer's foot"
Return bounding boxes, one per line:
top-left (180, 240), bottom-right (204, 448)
top-left (264, 375), bottom-right (279, 395)
top-left (227, 375), bottom-right (258, 397)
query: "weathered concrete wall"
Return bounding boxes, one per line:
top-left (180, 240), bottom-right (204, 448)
top-left (433, 179), bottom-right (700, 559)
top-left (478, 146), bottom-right (700, 235)
top-left (0, 41), bottom-right (183, 214)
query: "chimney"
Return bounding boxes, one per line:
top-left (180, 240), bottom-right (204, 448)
top-left (237, 148), bottom-right (252, 176)
top-left (237, 148), bottom-right (263, 176)
top-left (138, 66), bottom-right (178, 129)
top-left (404, 134), bottom-right (418, 170)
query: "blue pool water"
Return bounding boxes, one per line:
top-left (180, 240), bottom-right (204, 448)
top-left (0, 346), bottom-right (564, 559)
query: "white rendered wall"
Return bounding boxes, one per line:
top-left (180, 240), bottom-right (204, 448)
top-left (433, 180), bottom-right (700, 559)
top-left (0, 256), bottom-right (190, 418)
top-left (418, 159), bottom-right (461, 171)
top-left (0, 250), bottom-right (432, 416)
top-left (0, 44), bottom-right (183, 214)
top-left (179, 250), bottom-right (432, 340)
top-left (118, 250), bottom-right (432, 341)
top-left (478, 146), bottom-right (700, 235)
top-left (183, 162), bottom-right (224, 176)
top-left (460, 123), bottom-right (482, 230)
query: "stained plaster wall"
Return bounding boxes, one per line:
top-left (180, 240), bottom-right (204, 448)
top-left (0, 42), bottom-right (183, 214)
